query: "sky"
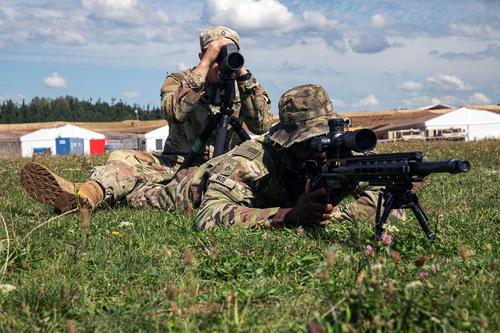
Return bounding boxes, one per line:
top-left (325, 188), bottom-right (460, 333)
top-left (0, 0), bottom-right (499, 114)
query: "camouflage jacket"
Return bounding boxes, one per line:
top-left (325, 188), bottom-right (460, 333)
top-left (193, 135), bottom-right (286, 230)
top-left (192, 135), bottom-right (399, 230)
top-left (160, 69), bottom-right (273, 167)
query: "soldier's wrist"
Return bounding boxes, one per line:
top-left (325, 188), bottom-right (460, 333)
top-left (271, 208), bottom-right (294, 228)
top-left (188, 70), bottom-right (207, 89)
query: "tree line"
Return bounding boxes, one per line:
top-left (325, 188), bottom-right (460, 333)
top-left (0, 96), bottom-right (163, 124)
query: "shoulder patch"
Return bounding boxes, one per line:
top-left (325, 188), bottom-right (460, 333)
top-left (209, 174), bottom-right (236, 190)
top-left (220, 159), bottom-right (238, 176)
top-left (232, 144), bottom-right (261, 160)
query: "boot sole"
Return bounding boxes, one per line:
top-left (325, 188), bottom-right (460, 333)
top-left (20, 162), bottom-right (77, 213)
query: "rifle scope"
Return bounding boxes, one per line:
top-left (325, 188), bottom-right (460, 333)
top-left (310, 118), bottom-right (377, 153)
top-left (217, 43), bottom-right (244, 74)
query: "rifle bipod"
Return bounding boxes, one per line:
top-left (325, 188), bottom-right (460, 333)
top-left (374, 187), bottom-right (436, 241)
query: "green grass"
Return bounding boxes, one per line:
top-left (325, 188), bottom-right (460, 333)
top-left (0, 140), bottom-right (498, 332)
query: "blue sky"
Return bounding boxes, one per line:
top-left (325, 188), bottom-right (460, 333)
top-left (0, 0), bottom-right (499, 113)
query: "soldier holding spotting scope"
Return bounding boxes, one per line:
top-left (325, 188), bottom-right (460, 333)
top-left (20, 26), bottom-right (272, 223)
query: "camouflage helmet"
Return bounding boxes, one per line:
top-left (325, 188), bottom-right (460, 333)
top-left (269, 84), bottom-right (340, 148)
top-left (199, 26), bottom-right (240, 52)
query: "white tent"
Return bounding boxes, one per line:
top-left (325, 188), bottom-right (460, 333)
top-left (20, 124), bottom-right (105, 157)
top-left (145, 124), bottom-right (169, 152)
top-left (425, 107), bottom-right (500, 141)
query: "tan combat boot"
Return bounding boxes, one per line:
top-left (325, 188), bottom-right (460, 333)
top-left (76, 180), bottom-right (105, 228)
top-left (20, 162), bottom-right (78, 213)
top-left (76, 181), bottom-right (104, 209)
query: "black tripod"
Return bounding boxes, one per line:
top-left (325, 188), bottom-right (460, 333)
top-left (179, 74), bottom-right (251, 169)
top-left (374, 182), bottom-right (436, 241)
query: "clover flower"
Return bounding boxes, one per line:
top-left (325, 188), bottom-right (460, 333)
top-left (364, 245), bottom-right (374, 256)
top-left (381, 232), bottom-right (392, 245)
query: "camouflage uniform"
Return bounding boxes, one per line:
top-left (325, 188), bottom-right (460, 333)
top-left (85, 26), bottom-right (272, 207)
top-left (159, 26), bottom-right (272, 167)
top-left (192, 84), bottom-right (404, 229)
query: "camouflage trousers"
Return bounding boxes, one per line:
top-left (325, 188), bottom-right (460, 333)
top-left (90, 150), bottom-right (183, 209)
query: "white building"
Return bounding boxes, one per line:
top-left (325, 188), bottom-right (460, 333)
top-left (145, 124), bottom-right (169, 153)
top-left (20, 124), bottom-right (105, 157)
top-left (424, 107), bottom-right (500, 141)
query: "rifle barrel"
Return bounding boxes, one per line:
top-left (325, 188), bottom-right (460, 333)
top-left (411, 159), bottom-right (470, 175)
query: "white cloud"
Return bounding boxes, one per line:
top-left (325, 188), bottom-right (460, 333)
top-left (176, 62), bottom-right (189, 71)
top-left (403, 95), bottom-right (460, 108)
top-left (302, 10), bottom-right (337, 30)
top-left (43, 73), bottom-right (67, 88)
top-left (277, 60), bottom-right (304, 71)
top-left (468, 92), bottom-right (491, 104)
top-left (121, 91), bottom-right (140, 99)
top-left (204, 0), bottom-right (338, 36)
top-left (398, 81), bottom-right (423, 91)
top-left (82, 0), bottom-right (138, 21)
top-left (28, 26), bottom-right (87, 46)
top-left (54, 31), bottom-right (87, 46)
top-left (32, 9), bottom-right (64, 19)
top-left (354, 94), bottom-right (380, 108)
top-left (81, 0), bottom-right (169, 25)
top-left (449, 23), bottom-right (495, 38)
top-left (426, 73), bottom-right (472, 91)
top-left (371, 14), bottom-right (386, 28)
top-left (333, 99), bottom-right (347, 108)
top-left (205, 0), bottom-right (294, 32)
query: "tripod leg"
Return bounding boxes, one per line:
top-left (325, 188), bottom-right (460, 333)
top-left (229, 116), bottom-right (251, 141)
top-left (409, 193), bottom-right (435, 240)
top-left (214, 113), bottom-right (231, 156)
top-left (375, 190), bottom-right (383, 228)
top-left (180, 113), bottom-right (220, 169)
top-left (374, 192), bottom-right (395, 241)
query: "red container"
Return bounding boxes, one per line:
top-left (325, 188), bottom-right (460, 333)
top-left (90, 139), bottom-right (106, 155)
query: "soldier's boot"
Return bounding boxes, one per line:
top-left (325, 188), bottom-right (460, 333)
top-left (76, 181), bottom-right (105, 228)
top-left (20, 162), bottom-right (78, 213)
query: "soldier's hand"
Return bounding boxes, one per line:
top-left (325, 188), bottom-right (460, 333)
top-left (412, 180), bottom-right (424, 192)
top-left (201, 37), bottom-right (235, 66)
top-left (283, 179), bottom-right (334, 227)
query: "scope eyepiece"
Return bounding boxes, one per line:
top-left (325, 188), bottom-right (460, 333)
top-left (217, 43), bottom-right (244, 74)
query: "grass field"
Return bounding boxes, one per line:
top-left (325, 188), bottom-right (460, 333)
top-left (0, 140), bottom-right (498, 332)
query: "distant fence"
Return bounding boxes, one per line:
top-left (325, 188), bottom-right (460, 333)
top-left (105, 136), bottom-right (145, 152)
top-left (0, 140), bottom-right (21, 158)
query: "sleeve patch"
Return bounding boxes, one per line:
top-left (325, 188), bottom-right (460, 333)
top-left (220, 159), bottom-right (238, 176)
top-left (232, 144), bottom-right (260, 160)
top-left (209, 174), bottom-right (236, 190)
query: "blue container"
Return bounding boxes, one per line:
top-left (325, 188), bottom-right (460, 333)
top-left (69, 138), bottom-right (84, 155)
top-left (56, 137), bottom-right (84, 155)
top-left (56, 137), bottom-right (70, 155)
top-left (33, 147), bottom-right (52, 156)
